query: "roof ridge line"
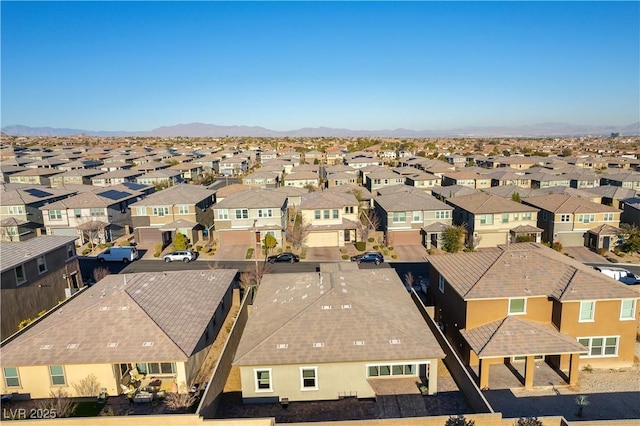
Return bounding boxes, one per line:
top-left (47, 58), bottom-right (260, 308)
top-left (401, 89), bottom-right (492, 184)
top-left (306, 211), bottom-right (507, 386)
top-left (556, 268), bottom-right (579, 300)
top-left (476, 317), bottom-right (508, 356)
top-left (462, 250), bottom-right (502, 298)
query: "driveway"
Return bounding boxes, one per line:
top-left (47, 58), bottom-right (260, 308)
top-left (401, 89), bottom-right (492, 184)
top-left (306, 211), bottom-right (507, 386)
top-left (213, 245), bottom-right (250, 261)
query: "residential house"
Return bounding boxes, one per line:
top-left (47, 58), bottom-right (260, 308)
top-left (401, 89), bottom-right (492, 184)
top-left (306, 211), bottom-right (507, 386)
top-left (258, 150), bottom-right (278, 163)
top-left (191, 155), bottom-right (221, 174)
top-left (325, 171), bottom-right (358, 188)
top-left (527, 172), bottom-right (571, 189)
top-left (442, 172), bottom-right (491, 189)
top-left (8, 168), bottom-right (64, 186)
top-left (599, 171), bottom-right (640, 191)
top-left (135, 169), bottom-right (183, 187)
top-left (91, 170), bottom-right (144, 187)
top-left (620, 198), bottom-right (640, 227)
top-left (488, 170), bottom-right (531, 188)
top-left (446, 193), bottom-right (541, 248)
top-left (40, 184), bottom-right (148, 244)
top-left (404, 171), bottom-right (441, 190)
top-left (522, 193), bottom-right (621, 249)
top-left (219, 157), bottom-right (249, 176)
top-left (345, 154), bottom-right (380, 169)
top-left (494, 156), bottom-right (539, 170)
top-left (299, 191), bottom-right (360, 247)
top-left (233, 264), bottom-right (445, 403)
top-left (364, 169), bottom-right (405, 194)
top-left (374, 186), bottom-right (453, 248)
top-left (325, 146), bottom-right (347, 165)
top-left (0, 236), bottom-right (83, 339)
top-left (242, 170), bottom-right (281, 188)
top-left (584, 185), bottom-right (638, 209)
top-left (427, 243), bottom-right (638, 389)
top-left (129, 184), bottom-right (216, 246)
top-left (0, 165), bottom-right (27, 183)
top-left (168, 162), bottom-right (204, 182)
top-left (49, 169), bottom-right (105, 187)
top-left (283, 170), bottom-right (320, 189)
top-left (445, 154), bottom-right (467, 166)
top-left (431, 184), bottom-right (479, 202)
top-left (303, 150), bottom-right (323, 164)
top-left (0, 269), bottom-right (237, 398)
top-left (324, 184), bottom-right (374, 210)
top-left (212, 189), bottom-right (288, 246)
top-left (565, 171), bottom-right (600, 189)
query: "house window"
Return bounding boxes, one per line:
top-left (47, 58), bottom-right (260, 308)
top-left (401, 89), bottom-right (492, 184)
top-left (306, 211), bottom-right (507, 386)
top-left (620, 299), bottom-right (636, 320)
top-left (323, 210), bottom-right (330, 219)
top-left (73, 208), bottom-right (82, 218)
top-left (49, 365), bottom-right (66, 386)
top-left (235, 209), bottom-right (249, 219)
top-left (438, 275), bottom-right (445, 293)
top-left (578, 336), bottom-right (618, 358)
top-left (560, 214), bottom-right (571, 222)
top-left (578, 214), bottom-right (595, 224)
top-left (332, 209), bottom-right (339, 219)
top-left (66, 244), bottom-right (76, 259)
top-left (217, 209), bottom-right (229, 220)
top-left (300, 367), bottom-right (318, 390)
top-left (344, 206), bottom-right (354, 214)
top-left (178, 205), bottom-right (189, 214)
top-left (502, 213), bottom-right (509, 224)
top-left (579, 301), bottom-right (595, 322)
top-left (392, 212), bottom-right (406, 223)
top-left (37, 256), bottom-right (47, 274)
top-left (152, 207), bottom-right (169, 216)
top-left (603, 213), bottom-right (614, 222)
top-left (90, 208), bottom-right (104, 217)
top-left (508, 298), bottom-right (527, 315)
top-left (48, 210), bottom-right (62, 220)
top-left (136, 207), bottom-right (146, 216)
top-left (541, 211), bottom-right (548, 221)
top-left (3, 367), bottom-right (20, 388)
top-left (436, 210), bottom-right (451, 220)
top-left (137, 362), bottom-right (176, 375)
top-left (413, 211), bottom-right (421, 222)
top-left (258, 209), bottom-right (273, 218)
top-left (15, 265), bottom-right (26, 285)
top-left (315, 210), bottom-right (321, 220)
top-left (513, 213), bottom-right (519, 221)
top-left (8, 206), bottom-right (25, 215)
top-left (254, 369), bottom-right (272, 392)
top-left (522, 212), bottom-right (532, 220)
top-left (479, 214), bottom-right (493, 225)
top-left (367, 363), bottom-right (416, 377)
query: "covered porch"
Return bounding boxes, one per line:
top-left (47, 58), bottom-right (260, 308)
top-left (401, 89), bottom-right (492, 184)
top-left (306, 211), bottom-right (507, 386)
top-left (460, 316), bottom-right (586, 389)
top-left (421, 222), bottom-right (450, 249)
top-left (509, 224), bottom-right (543, 244)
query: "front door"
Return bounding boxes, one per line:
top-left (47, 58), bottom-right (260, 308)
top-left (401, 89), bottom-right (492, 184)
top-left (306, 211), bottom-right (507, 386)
top-left (345, 229), bottom-right (351, 242)
top-left (255, 231), bottom-right (261, 243)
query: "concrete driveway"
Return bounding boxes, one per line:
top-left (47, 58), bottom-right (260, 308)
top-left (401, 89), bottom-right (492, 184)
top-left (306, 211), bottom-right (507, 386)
top-left (213, 245), bottom-right (250, 261)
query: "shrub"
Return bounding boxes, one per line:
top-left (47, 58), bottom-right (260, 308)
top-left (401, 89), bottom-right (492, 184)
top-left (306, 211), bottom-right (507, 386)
top-left (286, 245), bottom-right (291, 250)
top-left (154, 243), bottom-right (163, 255)
top-left (36, 389), bottom-right (76, 418)
top-left (368, 237), bottom-right (375, 243)
top-left (153, 252), bottom-right (161, 258)
top-left (246, 248), bottom-right (254, 259)
top-left (597, 247), bottom-right (607, 256)
top-left (445, 415), bottom-right (475, 426)
top-left (515, 417), bottom-right (544, 426)
top-left (82, 248), bottom-right (91, 256)
top-left (105, 242), bottom-right (113, 248)
top-left (608, 257), bottom-right (619, 263)
top-left (355, 241), bottom-right (366, 251)
top-left (372, 245), bottom-right (379, 250)
top-left (342, 254), bottom-right (349, 260)
top-left (196, 245), bottom-right (202, 252)
top-left (552, 241), bottom-right (563, 252)
top-left (391, 254), bottom-right (397, 259)
top-left (388, 246), bottom-right (393, 251)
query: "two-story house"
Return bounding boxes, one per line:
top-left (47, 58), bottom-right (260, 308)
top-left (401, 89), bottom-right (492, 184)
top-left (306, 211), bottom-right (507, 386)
top-left (299, 191), bottom-right (360, 247)
top-left (522, 193), bottom-right (621, 249)
top-left (364, 169), bottom-right (405, 194)
top-left (427, 243), bottom-right (638, 389)
top-left (90, 169), bottom-right (144, 187)
top-left (446, 193), bottom-right (541, 248)
top-left (441, 172), bottom-right (491, 189)
top-left (0, 236), bottom-right (83, 339)
top-left (129, 184), bottom-right (215, 246)
top-left (242, 170), bottom-right (281, 188)
top-left (283, 170), bottom-right (320, 189)
top-left (8, 168), bottom-right (64, 186)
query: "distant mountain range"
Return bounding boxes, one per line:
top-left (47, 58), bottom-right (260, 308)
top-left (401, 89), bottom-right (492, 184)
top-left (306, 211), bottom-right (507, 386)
top-left (2, 121), bottom-right (639, 138)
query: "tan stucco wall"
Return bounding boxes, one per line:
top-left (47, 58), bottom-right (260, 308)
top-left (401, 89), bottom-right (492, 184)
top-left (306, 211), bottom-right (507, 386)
top-left (466, 296), bottom-right (551, 330)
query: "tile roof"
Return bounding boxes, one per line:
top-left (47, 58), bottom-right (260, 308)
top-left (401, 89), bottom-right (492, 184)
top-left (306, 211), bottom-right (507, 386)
top-left (427, 243), bottom-right (638, 302)
top-left (460, 316), bottom-right (587, 358)
top-left (129, 184), bottom-right (215, 206)
top-left (430, 185), bottom-right (479, 198)
top-left (214, 188), bottom-right (287, 209)
top-left (300, 192), bottom-right (358, 209)
top-left (0, 185), bottom-right (77, 205)
top-left (375, 191), bottom-right (451, 212)
top-left (522, 193), bottom-right (620, 214)
top-left (234, 266), bottom-right (445, 366)
top-left (0, 269), bottom-right (237, 366)
top-left (447, 193), bottom-right (538, 214)
top-left (0, 235), bottom-right (77, 271)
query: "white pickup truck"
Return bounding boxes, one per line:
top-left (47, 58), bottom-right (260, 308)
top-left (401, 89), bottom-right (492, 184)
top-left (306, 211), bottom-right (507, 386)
top-left (593, 266), bottom-right (640, 285)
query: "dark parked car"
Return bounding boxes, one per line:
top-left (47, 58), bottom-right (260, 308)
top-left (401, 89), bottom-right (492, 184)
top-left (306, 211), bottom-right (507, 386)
top-left (268, 252), bottom-right (300, 264)
top-left (350, 251), bottom-right (384, 265)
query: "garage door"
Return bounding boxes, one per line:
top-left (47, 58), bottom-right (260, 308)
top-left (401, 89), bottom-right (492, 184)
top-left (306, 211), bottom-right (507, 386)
top-left (388, 230), bottom-right (420, 246)
top-left (136, 227), bottom-right (162, 244)
top-left (476, 232), bottom-right (508, 248)
top-left (51, 227), bottom-right (78, 237)
top-left (220, 230), bottom-right (252, 245)
top-left (307, 231), bottom-right (339, 247)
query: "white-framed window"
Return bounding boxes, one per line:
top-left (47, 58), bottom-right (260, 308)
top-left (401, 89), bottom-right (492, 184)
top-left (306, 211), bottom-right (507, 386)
top-left (178, 205), bottom-right (189, 214)
top-left (479, 214), bottom-right (493, 225)
top-left (333, 209), bottom-right (339, 219)
top-left (90, 208), bottom-right (105, 216)
top-left (8, 206), bottom-right (25, 215)
top-left (560, 214), bottom-right (571, 222)
top-left (522, 212), bottom-right (532, 220)
top-left (73, 208), bottom-right (82, 218)
top-left (513, 213), bottom-right (519, 221)
top-left (367, 363), bottom-right (417, 377)
top-left (15, 264), bottom-right (27, 286)
top-left (300, 367), bottom-right (318, 390)
top-left (66, 244), bottom-right (76, 259)
top-left (323, 210), bottom-right (330, 219)
top-left (49, 365), bottom-right (66, 386)
top-left (508, 298), bottom-right (527, 315)
top-left (48, 210), bottom-right (62, 220)
top-left (258, 209), bottom-right (273, 218)
top-left (578, 214), bottom-right (595, 224)
top-left (254, 369), bottom-right (272, 392)
top-left (438, 275), bottom-right (445, 293)
top-left (314, 210), bottom-right (321, 220)
top-left (217, 209), bottom-right (229, 220)
top-left (579, 301), bottom-right (595, 322)
top-left (620, 299), bottom-right (636, 320)
top-left (152, 207), bottom-right (169, 217)
top-left (578, 336), bottom-right (618, 358)
top-left (435, 210), bottom-right (451, 220)
top-left (235, 209), bottom-right (249, 219)
top-left (37, 255), bottom-right (47, 274)
top-left (603, 213), bottom-right (614, 222)
top-left (3, 367), bottom-right (20, 388)
top-left (392, 212), bottom-right (406, 223)
top-left (344, 206), bottom-right (354, 214)
top-left (136, 207), bottom-right (146, 216)
top-left (502, 213), bottom-right (509, 224)
top-left (412, 211), bottom-right (421, 222)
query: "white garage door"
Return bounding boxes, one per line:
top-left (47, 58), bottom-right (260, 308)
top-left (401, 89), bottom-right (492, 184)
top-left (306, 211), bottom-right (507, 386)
top-left (307, 231), bottom-right (339, 247)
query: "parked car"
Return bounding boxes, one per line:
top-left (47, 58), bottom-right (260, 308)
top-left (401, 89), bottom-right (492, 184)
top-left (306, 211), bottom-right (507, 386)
top-left (350, 251), bottom-right (384, 265)
top-left (268, 252), bottom-right (300, 264)
top-left (593, 266), bottom-right (640, 285)
top-left (97, 246), bottom-right (139, 264)
top-left (163, 250), bottom-right (197, 263)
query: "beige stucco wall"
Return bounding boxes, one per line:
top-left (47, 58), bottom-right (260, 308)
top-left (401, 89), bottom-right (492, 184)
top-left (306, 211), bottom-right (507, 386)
top-left (466, 296), bottom-right (551, 330)
top-left (239, 359), bottom-right (437, 402)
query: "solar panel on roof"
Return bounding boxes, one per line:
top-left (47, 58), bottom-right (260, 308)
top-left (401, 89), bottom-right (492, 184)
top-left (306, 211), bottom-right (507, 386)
top-left (97, 190), bottom-right (131, 200)
top-left (24, 188), bottom-right (53, 198)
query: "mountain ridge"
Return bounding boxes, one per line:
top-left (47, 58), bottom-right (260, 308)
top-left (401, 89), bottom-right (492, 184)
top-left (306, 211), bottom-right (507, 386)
top-left (2, 121), bottom-right (638, 138)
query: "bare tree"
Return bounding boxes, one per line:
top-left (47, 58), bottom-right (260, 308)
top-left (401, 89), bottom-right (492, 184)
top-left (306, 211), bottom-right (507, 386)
top-left (93, 267), bottom-right (111, 283)
top-left (164, 383), bottom-right (198, 412)
top-left (404, 272), bottom-right (415, 290)
top-left (35, 389), bottom-right (76, 418)
top-left (72, 373), bottom-right (101, 397)
top-left (288, 213), bottom-right (311, 250)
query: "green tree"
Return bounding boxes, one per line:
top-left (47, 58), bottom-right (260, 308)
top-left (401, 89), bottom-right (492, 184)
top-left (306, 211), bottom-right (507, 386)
top-left (445, 415), bottom-right (475, 426)
top-left (511, 191), bottom-right (522, 203)
top-left (561, 147), bottom-right (573, 157)
top-left (618, 223), bottom-right (640, 253)
top-left (262, 234), bottom-right (277, 258)
top-left (173, 233), bottom-right (189, 250)
top-left (442, 225), bottom-right (466, 253)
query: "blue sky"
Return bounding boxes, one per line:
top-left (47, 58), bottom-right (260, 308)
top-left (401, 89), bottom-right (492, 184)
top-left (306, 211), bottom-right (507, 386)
top-left (2, 1), bottom-right (638, 131)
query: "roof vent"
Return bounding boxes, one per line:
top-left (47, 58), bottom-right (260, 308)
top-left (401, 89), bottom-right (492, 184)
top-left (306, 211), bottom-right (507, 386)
top-left (99, 306), bottom-right (110, 311)
top-left (142, 341), bottom-right (154, 347)
top-left (313, 342), bottom-right (325, 348)
top-left (353, 340), bottom-right (365, 346)
top-left (502, 331), bottom-right (514, 336)
top-left (389, 339), bottom-right (401, 345)
top-left (341, 304), bottom-right (352, 309)
top-left (527, 329), bottom-right (538, 334)
top-left (321, 305), bottom-right (332, 310)
top-left (40, 344), bottom-right (53, 350)
top-left (66, 343), bottom-right (79, 349)
top-left (276, 343), bottom-right (288, 349)
top-left (106, 342), bottom-right (119, 348)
